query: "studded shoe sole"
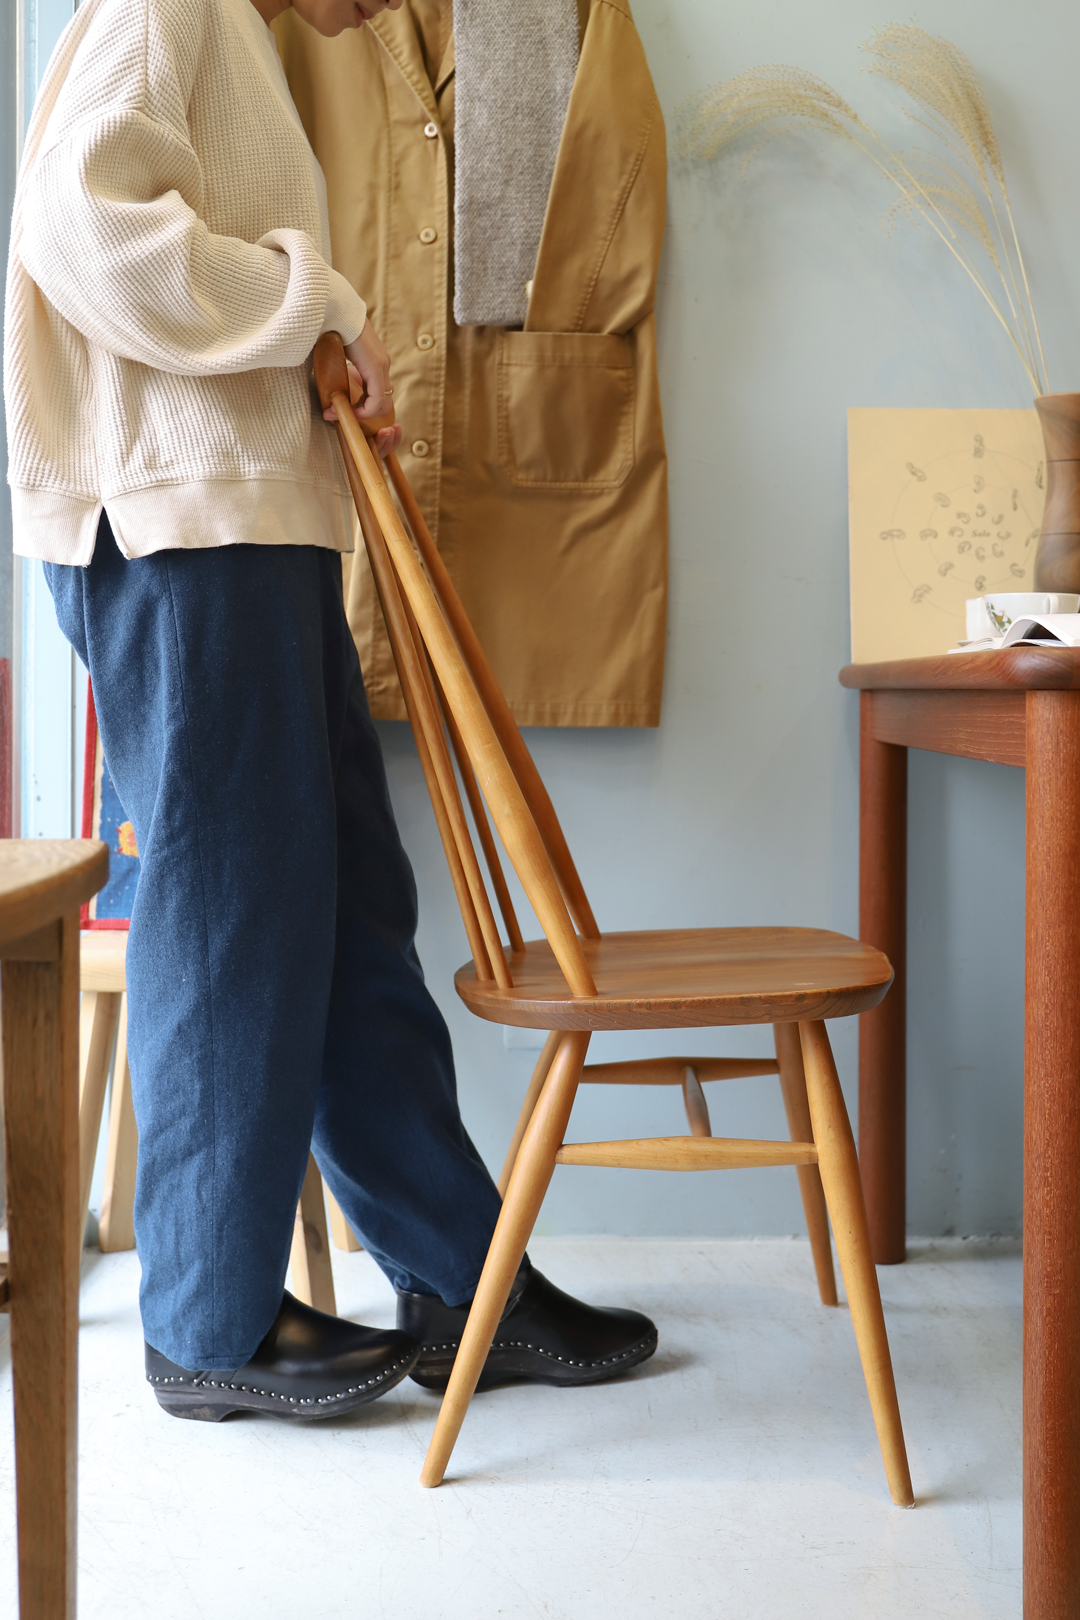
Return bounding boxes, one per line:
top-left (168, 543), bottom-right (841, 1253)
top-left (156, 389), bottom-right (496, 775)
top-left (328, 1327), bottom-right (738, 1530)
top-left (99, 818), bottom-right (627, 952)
top-left (148, 1345), bottom-right (419, 1421)
top-left (409, 1327), bottom-right (658, 1393)
top-left (146, 1290), bottom-right (420, 1422)
top-left (399, 1265), bottom-right (659, 1393)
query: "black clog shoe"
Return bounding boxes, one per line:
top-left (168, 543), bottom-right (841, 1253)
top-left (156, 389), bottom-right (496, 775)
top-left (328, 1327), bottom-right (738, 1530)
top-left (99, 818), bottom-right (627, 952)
top-left (146, 1290), bottom-right (419, 1421)
top-left (396, 1262), bottom-right (658, 1391)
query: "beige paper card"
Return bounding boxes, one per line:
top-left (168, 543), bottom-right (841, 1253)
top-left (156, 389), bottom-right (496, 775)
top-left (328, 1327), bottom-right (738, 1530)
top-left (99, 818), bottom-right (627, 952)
top-left (848, 408), bottom-right (1045, 662)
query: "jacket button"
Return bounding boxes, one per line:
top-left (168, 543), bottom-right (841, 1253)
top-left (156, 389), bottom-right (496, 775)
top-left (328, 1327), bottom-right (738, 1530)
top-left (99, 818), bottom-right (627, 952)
top-left (416, 333), bottom-right (435, 350)
top-left (424, 121), bottom-right (438, 138)
top-left (419, 227), bottom-right (437, 244)
top-left (412, 440), bottom-right (431, 457)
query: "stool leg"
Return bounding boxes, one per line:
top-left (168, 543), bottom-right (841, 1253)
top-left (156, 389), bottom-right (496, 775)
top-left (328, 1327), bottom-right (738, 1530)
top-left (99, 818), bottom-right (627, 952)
top-left (799, 1019), bottom-right (914, 1507)
top-left (325, 1187), bottom-right (362, 1252)
top-left (3, 909), bottom-right (81, 1619)
top-left (290, 1153), bottom-right (337, 1315)
top-left (497, 1031), bottom-right (560, 1196)
top-left (774, 1021), bottom-right (838, 1306)
top-left (78, 989), bottom-right (121, 1248)
top-left (98, 995), bottom-right (138, 1253)
top-left (421, 1030), bottom-right (591, 1488)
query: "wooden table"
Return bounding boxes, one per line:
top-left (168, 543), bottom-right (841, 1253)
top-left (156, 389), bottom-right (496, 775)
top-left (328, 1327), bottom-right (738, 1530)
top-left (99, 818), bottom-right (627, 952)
top-left (1, 840), bottom-right (108, 1620)
top-left (840, 648), bottom-right (1080, 1620)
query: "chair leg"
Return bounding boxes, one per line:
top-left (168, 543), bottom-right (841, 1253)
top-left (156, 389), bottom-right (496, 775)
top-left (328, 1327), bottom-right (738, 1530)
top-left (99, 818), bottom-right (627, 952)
top-left (799, 1020), bottom-right (914, 1507)
top-left (98, 995), bottom-right (138, 1253)
top-left (421, 1029), bottom-right (591, 1488)
top-left (497, 1030), bottom-right (560, 1196)
top-left (3, 911), bottom-right (81, 1619)
top-left (290, 1153), bottom-right (337, 1315)
top-left (325, 1186), bottom-right (362, 1252)
top-left (774, 1021), bottom-right (838, 1306)
top-left (78, 989), bottom-right (121, 1248)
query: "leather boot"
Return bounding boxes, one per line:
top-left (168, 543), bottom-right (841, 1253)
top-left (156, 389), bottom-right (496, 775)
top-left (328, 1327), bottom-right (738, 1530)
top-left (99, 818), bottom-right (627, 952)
top-left (397, 1262), bottom-right (657, 1391)
top-left (146, 1290), bottom-right (419, 1421)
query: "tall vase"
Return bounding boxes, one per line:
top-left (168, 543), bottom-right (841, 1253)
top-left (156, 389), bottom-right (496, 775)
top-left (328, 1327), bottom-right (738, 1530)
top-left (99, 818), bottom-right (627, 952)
top-left (1033, 394), bottom-right (1080, 591)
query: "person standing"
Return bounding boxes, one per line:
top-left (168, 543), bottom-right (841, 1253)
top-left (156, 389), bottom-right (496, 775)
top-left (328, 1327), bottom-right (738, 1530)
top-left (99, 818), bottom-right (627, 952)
top-left (4, 0), bottom-right (656, 1419)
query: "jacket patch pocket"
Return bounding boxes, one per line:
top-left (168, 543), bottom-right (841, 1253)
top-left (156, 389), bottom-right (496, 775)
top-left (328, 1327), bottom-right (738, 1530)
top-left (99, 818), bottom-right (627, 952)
top-left (497, 331), bottom-right (635, 491)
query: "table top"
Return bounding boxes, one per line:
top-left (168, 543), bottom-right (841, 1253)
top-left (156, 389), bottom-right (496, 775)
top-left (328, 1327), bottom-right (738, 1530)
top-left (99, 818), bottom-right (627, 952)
top-left (840, 646), bottom-right (1080, 691)
top-left (0, 840), bottom-right (109, 948)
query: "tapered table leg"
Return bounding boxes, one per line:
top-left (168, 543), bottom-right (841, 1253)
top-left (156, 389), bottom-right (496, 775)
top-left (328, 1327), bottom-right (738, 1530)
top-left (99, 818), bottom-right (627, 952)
top-left (857, 692), bottom-right (908, 1264)
top-left (1024, 689), bottom-right (1080, 1619)
top-left (3, 910), bottom-right (81, 1620)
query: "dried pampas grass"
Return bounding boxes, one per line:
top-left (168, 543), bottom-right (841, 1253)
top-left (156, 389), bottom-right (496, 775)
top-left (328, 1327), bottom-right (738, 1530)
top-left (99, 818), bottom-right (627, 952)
top-left (864, 25), bottom-right (1004, 190)
top-left (675, 66), bottom-right (867, 167)
top-left (676, 25), bottom-right (1047, 395)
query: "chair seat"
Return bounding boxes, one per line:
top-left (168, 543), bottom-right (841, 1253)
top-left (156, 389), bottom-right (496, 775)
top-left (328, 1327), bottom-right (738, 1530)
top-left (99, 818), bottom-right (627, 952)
top-left (79, 927), bottom-right (128, 991)
top-left (455, 926), bottom-right (893, 1030)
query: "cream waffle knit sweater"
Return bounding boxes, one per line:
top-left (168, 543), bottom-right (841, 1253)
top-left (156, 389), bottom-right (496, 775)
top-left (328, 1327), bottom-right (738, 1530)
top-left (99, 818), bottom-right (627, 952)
top-left (4, 0), bottom-right (368, 564)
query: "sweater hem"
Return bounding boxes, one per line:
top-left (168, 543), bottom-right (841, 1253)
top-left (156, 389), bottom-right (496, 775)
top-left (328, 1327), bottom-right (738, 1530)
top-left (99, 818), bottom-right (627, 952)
top-left (11, 478), bottom-right (355, 565)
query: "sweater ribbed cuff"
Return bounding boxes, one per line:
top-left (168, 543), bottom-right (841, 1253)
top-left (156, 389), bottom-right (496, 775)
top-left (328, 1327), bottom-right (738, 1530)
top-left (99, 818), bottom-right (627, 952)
top-left (320, 269), bottom-right (367, 346)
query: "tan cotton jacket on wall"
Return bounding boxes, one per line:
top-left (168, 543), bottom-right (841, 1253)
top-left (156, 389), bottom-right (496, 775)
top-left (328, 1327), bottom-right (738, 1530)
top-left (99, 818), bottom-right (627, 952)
top-left (275, 0), bottom-right (668, 727)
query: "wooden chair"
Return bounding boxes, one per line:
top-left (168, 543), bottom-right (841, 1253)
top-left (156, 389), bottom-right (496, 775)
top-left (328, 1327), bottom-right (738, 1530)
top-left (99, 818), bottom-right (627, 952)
top-left (314, 332), bottom-right (914, 1506)
top-left (1, 837), bottom-right (109, 1620)
top-left (74, 694), bottom-right (359, 1308)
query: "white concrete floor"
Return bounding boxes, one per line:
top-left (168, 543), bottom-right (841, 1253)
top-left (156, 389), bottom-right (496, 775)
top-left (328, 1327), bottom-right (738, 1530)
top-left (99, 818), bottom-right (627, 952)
top-left (0, 1237), bottom-right (1019, 1619)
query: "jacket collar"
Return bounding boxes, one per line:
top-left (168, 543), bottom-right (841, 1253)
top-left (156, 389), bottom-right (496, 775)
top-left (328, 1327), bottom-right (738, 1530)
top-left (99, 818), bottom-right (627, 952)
top-left (369, 9), bottom-right (453, 118)
top-left (433, 30), bottom-right (455, 96)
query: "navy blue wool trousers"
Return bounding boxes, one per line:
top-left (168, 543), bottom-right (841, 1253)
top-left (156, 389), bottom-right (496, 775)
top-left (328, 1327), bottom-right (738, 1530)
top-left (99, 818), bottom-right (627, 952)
top-left (47, 516), bottom-right (503, 1369)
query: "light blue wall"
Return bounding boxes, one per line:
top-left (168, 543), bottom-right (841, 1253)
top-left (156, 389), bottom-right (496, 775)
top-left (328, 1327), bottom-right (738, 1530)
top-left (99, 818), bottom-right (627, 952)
top-left (378, 0), bottom-right (1073, 1239)
top-left (13, 0), bottom-right (1062, 1238)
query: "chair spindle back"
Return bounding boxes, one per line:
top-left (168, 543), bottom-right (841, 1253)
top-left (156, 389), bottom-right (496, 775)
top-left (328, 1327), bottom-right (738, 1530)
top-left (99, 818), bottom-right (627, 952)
top-left (385, 455), bottom-right (600, 942)
top-left (314, 334), bottom-right (598, 1000)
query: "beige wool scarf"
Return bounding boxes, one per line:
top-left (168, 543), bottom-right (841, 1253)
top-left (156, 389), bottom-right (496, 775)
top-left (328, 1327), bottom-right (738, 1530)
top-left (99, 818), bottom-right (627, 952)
top-left (452, 0), bottom-right (580, 327)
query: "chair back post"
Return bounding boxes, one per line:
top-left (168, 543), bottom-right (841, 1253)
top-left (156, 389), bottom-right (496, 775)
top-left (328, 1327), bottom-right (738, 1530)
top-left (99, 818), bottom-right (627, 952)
top-left (336, 433), bottom-right (506, 985)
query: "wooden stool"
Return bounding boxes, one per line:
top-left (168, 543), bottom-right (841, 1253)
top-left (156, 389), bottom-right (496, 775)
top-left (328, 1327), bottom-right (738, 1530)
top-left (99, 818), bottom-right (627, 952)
top-left (76, 929), bottom-right (360, 1311)
top-left (1, 837), bottom-right (109, 1620)
top-left (77, 931), bottom-right (135, 1252)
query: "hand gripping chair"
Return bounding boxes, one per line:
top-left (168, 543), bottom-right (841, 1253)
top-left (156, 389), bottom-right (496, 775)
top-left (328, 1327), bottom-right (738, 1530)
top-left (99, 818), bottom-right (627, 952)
top-left (314, 333), bottom-right (913, 1507)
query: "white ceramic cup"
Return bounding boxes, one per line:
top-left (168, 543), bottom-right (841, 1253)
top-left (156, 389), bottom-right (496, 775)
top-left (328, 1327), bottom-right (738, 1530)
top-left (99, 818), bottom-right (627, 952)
top-left (965, 598), bottom-right (996, 640)
top-left (982, 591), bottom-right (1080, 636)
